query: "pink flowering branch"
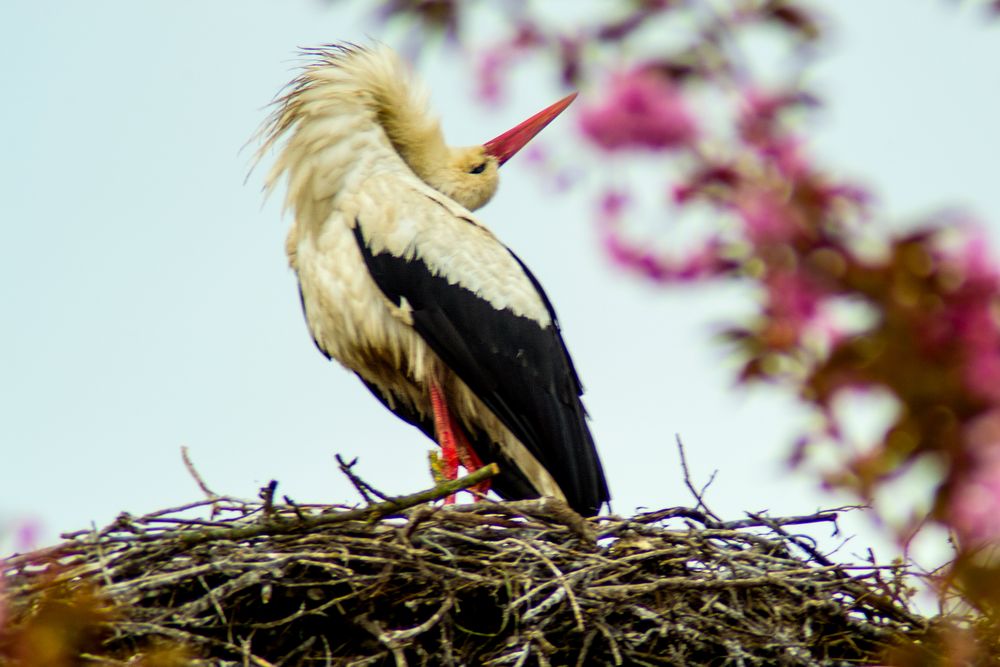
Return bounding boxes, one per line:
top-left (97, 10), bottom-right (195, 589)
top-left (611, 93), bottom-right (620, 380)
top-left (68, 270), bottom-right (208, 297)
top-left (579, 67), bottom-right (697, 152)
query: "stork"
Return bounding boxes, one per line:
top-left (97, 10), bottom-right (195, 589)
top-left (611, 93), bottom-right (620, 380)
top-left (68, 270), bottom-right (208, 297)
top-left (257, 44), bottom-right (610, 516)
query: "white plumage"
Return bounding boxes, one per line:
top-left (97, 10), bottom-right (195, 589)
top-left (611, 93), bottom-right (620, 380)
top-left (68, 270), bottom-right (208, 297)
top-left (257, 44), bottom-right (609, 515)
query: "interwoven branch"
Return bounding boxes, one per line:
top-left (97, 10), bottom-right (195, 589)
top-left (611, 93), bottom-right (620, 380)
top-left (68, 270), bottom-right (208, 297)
top-left (2, 471), bottom-right (930, 666)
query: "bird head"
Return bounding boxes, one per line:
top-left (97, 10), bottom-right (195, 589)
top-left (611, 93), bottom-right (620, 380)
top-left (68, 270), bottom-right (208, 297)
top-left (419, 145), bottom-right (499, 212)
top-left (416, 93), bottom-right (577, 212)
top-left (257, 45), bottom-right (576, 216)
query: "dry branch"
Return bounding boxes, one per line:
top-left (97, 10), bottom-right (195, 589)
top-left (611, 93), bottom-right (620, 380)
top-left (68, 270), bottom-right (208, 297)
top-left (2, 468), bottom-right (937, 666)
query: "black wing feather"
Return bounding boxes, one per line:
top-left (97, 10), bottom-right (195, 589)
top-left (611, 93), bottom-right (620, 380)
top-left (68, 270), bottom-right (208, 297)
top-left (352, 221), bottom-right (609, 516)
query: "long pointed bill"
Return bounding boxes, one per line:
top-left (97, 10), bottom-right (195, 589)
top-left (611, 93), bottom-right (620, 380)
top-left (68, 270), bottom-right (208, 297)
top-left (483, 92), bottom-right (577, 166)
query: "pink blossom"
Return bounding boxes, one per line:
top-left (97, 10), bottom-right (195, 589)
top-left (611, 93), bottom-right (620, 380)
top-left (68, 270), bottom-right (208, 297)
top-left (768, 271), bottom-right (819, 324)
top-left (521, 144), bottom-right (547, 166)
top-left (952, 466), bottom-right (1000, 545)
top-left (672, 166), bottom-right (741, 204)
top-left (761, 135), bottom-right (809, 178)
top-left (919, 291), bottom-right (1000, 401)
top-left (598, 190), bottom-right (642, 271)
top-left (737, 189), bottom-right (800, 245)
top-left (923, 228), bottom-right (1000, 400)
top-left (672, 183), bottom-right (697, 204)
top-left (950, 411), bottom-right (1000, 545)
top-left (965, 350), bottom-right (1000, 402)
top-left (740, 89), bottom-right (816, 176)
top-left (764, 270), bottom-right (823, 346)
top-left (600, 220), bottom-right (641, 273)
top-left (475, 26), bottom-right (543, 104)
top-left (550, 168), bottom-right (579, 193)
top-left (579, 67), bottom-right (697, 152)
top-left (667, 241), bottom-right (729, 281)
top-left (603, 235), bottom-right (726, 283)
top-left (816, 182), bottom-right (872, 214)
top-left (475, 48), bottom-right (510, 104)
top-left (741, 89), bottom-right (818, 128)
top-left (601, 236), bottom-right (654, 278)
top-left (950, 226), bottom-right (1000, 285)
top-left (599, 189), bottom-right (729, 282)
top-left (959, 300), bottom-right (1000, 401)
top-left (599, 189), bottom-right (629, 220)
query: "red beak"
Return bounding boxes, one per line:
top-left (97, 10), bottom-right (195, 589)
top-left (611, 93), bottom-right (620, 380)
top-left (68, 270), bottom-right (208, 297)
top-left (484, 92), bottom-right (577, 166)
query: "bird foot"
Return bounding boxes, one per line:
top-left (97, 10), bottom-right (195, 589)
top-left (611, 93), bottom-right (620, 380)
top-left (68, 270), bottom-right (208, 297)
top-left (428, 450), bottom-right (458, 504)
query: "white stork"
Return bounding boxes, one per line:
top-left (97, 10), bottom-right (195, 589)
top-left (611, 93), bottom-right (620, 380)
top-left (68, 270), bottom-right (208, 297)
top-left (257, 44), bottom-right (610, 516)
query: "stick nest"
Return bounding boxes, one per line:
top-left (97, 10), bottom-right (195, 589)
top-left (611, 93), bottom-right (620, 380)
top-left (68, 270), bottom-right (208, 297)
top-left (3, 470), bottom-right (929, 666)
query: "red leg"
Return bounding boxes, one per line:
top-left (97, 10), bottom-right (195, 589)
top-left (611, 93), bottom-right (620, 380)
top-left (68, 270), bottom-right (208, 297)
top-left (429, 381), bottom-right (460, 504)
top-left (452, 425), bottom-right (492, 496)
top-left (429, 381), bottom-right (491, 501)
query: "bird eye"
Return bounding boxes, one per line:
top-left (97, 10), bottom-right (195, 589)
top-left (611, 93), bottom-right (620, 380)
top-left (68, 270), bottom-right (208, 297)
top-left (468, 162), bottom-right (487, 175)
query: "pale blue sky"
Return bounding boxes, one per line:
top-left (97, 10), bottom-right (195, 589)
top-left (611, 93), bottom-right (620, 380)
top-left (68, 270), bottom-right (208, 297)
top-left (2, 1), bottom-right (999, 576)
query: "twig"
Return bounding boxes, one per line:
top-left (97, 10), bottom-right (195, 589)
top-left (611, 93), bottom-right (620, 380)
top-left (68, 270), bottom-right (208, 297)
top-left (78, 655), bottom-right (127, 665)
top-left (676, 435), bottom-right (722, 526)
top-left (721, 511), bottom-right (840, 531)
top-left (336, 454), bottom-right (390, 502)
top-left (746, 511), bottom-right (834, 566)
top-left (746, 511), bottom-right (926, 627)
top-left (588, 567), bottom-right (841, 599)
top-left (574, 630), bottom-right (598, 667)
top-left (452, 496), bottom-right (595, 543)
top-left (113, 622), bottom-right (277, 667)
top-left (141, 464), bottom-right (500, 550)
top-left (386, 596), bottom-right (454, 643)
top-left (260, 480), bottom-right (279, 517)
top-left (596, 622), bottom-right (623, 666)
top-left (517, 540), bottom-right (585, 632)
top-left (90, 521), bottom-right (114, 588)
top-left (283, 495), bottom-right (307, 521)
top-left (181, 445), bottom-right (219, 500)
top-left (358, 616), bottom-right (409, 667)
